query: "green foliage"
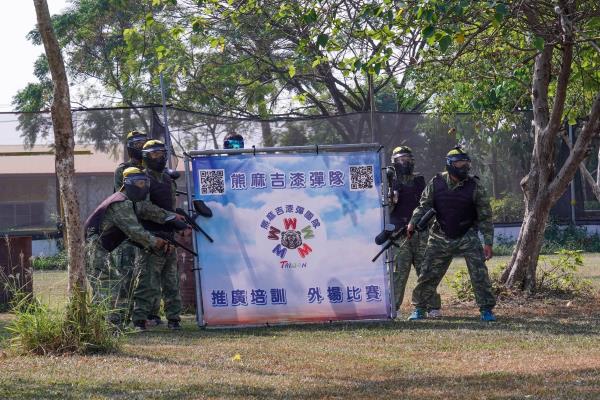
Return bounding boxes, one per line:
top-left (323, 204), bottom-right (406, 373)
top-left (31, 251), bottom-right (68, 271)
top-left (537, 250), bottom-right (594, 298)
top-left (491, 192), bottom-right (525, 223)
top-left (446, 267), bottom-right (474, 302)
top-left (448, 250), bottom-right (594, 301)
top-left (446, 264), bottom-right (506, 302)
top-left (0, 268), bottom-right (31, 313)
top-left (543, 222), bottom-right (600, 253)
top-left (489, 221), bottom-right (600, 258)
top-left (6, 289), bottom-right (120, 355)
top-left (491, 235), bottom-right (516, 256)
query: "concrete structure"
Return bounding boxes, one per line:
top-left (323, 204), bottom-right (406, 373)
top-left (0, 144), bottom-right (122, 253)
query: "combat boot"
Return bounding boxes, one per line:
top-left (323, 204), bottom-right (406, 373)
top-left (132, 320), bottom-right (147, 332)
top-left (147, 315), bottom-right (163, 327)
top-left (407, 308), bottom-right (426, 321)
top-left (167, 319), bottom-right (182, 330)
top-left (480, 309), bottom-right (496, 322)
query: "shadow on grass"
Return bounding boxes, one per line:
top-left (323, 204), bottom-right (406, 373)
top-left (0, 367), bottom-right (598, 399)
top-left (124, 313), bottom-right (600, 346)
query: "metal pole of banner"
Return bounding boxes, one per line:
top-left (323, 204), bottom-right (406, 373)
top-left (159, 72), bottom-right (173, 170)
top-left (569, 124), bottom-right (576, 225)
top-left (189, 143), bottom-right (382, 157)
top-left (184, 154), bottom-right (205, 327)
top-left (379, 147), bottom-right (395, 319)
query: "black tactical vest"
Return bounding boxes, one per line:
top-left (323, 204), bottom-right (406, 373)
top-left (432, 174), bottom-right (477, 239)
top-left (141, 171), bottom-right (175, 232)
top-left (84, 192), bottom-right (129, 251)
top-left (390, 175), bottom-right (426, 227)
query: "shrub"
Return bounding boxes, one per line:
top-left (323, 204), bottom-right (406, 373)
top-left (6, 289), bottom-right (120, 355)
top-left (536, 250), bottom-right (594, 298)
top-left (542, 221), bottom-right (600, 253)
top-left (0, 269), bottom-right (31, 313)
top-left (446, 264), bottom-right (506, 302)
top-left (492, 234), bottom-right (515, 256)
top-left (489, 221), bottom-right (600, 256)
top-left (491, 192), bottom-right (524, 223)
top-left (31, 251), bottom-right (68, 271)
top-left (447, 250), bottom-right (594, 301)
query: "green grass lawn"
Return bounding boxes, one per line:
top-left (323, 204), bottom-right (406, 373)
top-left (0, 254), bottom-right (599, 399)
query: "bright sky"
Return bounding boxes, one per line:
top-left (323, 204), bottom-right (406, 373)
top-left (0, 0), bottom-right (69, 112)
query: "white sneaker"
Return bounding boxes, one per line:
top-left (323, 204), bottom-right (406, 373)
top-left (428, 309), bottom-right (442, 318)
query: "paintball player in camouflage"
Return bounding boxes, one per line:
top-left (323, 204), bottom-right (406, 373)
top-left (114, 131), bottom-right (148, 190)
top-left (84, 167), bottom-right (176, 328)
top-left (112, 131), bottom-right (159, 326)
top-left (406, 146), bottom-right (497, 322)
top-left (388, 146), bottom-right (441, 317)
top-left (132, 140), bottom-right (183, 331)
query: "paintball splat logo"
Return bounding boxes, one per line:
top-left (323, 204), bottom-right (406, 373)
top-left (258, 204), bottom-right (323, 267)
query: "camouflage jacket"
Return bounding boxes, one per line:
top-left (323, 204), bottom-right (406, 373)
top-left (99, 199), bottom-right (173, 249)
top-left (410, 171), bottom-right (494, 245)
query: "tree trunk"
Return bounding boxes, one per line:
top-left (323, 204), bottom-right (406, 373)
top-left (501, 2), bottom-right (600, 291)
top-left (501, 199), bottom-right (552, 291)
top-left (596, 147), bottom-right (600, 187)
top-left (33, 0), bottom-right (86, 294)
top-left (260, 121), bottom-right (274, 147)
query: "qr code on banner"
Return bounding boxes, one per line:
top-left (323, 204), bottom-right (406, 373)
top-left (199, 169), bottom-right (225, 195)
top-left (349, 165), bottom-right (374, 191)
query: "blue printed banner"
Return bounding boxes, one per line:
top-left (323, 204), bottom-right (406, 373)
top-left (192, 150), bottom-right (389, 326)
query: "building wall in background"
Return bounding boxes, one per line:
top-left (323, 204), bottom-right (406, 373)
top-left (0, 173), bottom-right (114, 232)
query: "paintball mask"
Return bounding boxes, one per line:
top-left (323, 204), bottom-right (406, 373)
top-left (142, 140), bottom-right (168, 172)
top-left (391, 145), bottom-right (415, 176)
top-left (122, 167), bottom-right (150, 201)
top-left (446, 146), bottom-right (471, 180)
top-left (126, 130), bottom-right (148, 160)
top-left (223, 133), bottom-right (244, 150)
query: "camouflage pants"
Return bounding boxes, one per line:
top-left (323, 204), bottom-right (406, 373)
top-left (85, 237), bottom-right (125, 325)
top-left (393, 230), bottom-right (441, 311)
top-left (111, 241), bottom-right (140, 324)
top-left (132, 248), bottom-right (181, 323)
top-left (412, 229), bottom-right (496, 311)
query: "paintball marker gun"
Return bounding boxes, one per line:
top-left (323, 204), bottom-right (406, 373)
top-left (175, 205), bottom-right (214, 243)
top-left (371, 208), bottom-right (436, 263)
top-left (154, 232), bottom-right (198, 257)
top-left (382, 166), bottom-right (397, 208)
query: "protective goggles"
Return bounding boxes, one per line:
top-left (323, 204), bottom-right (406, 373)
top-left (224, 138), bottom-right (244, 149)
top-left (142, 147), bottom-right (167, 159)
top-left (127, 136), bottom-right (147, 149)
top-left (123, 174), bottom-right (150, 188)
top-left (392, 153), bottom-right (414, 162)
top-left (446, 153), bottom-right (471, 165)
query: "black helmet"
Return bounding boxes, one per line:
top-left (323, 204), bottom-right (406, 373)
top-left (391, 145), bottom-right (415, 175)
top-left (122, 167), bottom-right (150, 201)
top-left (126, 130), bottom-right (148, 160)
top-left (446, 145), bottom-right (471, 180)
top-left (142, 140), bottom-right (168, 172)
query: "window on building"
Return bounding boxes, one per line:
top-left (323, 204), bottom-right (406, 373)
top-left (0, 203), bottom-right (45, 229)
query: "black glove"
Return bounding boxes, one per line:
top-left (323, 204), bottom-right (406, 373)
top-left (168, 219), bottom-right (189, 231)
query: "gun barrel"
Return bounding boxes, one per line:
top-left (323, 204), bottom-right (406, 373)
top-left (155, 232), bottom-right (198, 256)
top-left (416, 208), bottom-right (436, 231)
top-left (175, 208), bottom-right (215, 243)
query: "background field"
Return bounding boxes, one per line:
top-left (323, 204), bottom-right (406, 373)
top-left (1, 254), bottom-right (599, 399)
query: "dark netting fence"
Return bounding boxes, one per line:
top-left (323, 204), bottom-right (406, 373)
top-left (2, 106), bottom-right (599, 231)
